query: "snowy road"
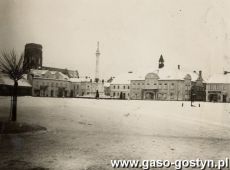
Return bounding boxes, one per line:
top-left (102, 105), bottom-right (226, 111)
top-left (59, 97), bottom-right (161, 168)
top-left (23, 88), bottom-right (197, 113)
top-left (0, 97), bottom-right (230, 169)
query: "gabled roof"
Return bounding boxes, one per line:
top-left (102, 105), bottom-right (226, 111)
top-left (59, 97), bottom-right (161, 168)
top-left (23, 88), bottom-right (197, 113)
top-left (30, 69), bottom-right (69, 80)
top-left (58, 72), bottom-right (69, 80)
top-left (30, 69), bottom-right (49, 77)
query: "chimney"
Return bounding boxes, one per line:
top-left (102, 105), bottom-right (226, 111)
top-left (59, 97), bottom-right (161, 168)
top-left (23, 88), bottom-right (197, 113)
top-left (199, 70), bottom-right (202, 77)
top-left (178, 65), bottom-right (180, 70)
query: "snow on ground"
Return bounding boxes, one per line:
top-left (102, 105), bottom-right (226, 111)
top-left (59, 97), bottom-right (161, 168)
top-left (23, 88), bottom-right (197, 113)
top-left (0, 97), bottom-right (230, 169)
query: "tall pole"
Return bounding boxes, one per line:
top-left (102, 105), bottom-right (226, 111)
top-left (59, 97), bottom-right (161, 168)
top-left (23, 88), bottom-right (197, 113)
top-left (95, 41), bottom-right (100, 83)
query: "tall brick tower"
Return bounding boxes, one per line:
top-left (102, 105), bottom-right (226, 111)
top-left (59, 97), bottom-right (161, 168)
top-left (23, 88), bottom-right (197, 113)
top-left (95, 41), bottom-right (100, 83)
top-left (23, 43), bottom-right (43, 72)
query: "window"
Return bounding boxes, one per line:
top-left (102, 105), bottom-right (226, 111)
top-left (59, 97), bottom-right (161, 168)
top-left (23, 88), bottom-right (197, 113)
top-left (123, 86), bottom-right (126, 89)
top-left (118, 86), bottom-right (120, 89)
top-left (171, 83), bottom-right (174, 86)
top-left (128, 86), bottom-right (130, 89)
top-left (213, 84), bottom-right (216, 90)
top-left (114, 85), bottom-right (116, 89)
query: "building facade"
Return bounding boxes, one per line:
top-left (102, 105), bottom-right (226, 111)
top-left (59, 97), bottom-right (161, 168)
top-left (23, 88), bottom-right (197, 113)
top-left (110, 84), bottom-right (130, 99)
top-left (109, 73), bottom-right (132, 99)
top-left (130, 71), bottom-right (192, 101)
top-left (69, 77), bottom-right (104, 98)
top-left (206, 73), bottom-right (230, 102)
top-left (28, 70), bottom-right (71, 97)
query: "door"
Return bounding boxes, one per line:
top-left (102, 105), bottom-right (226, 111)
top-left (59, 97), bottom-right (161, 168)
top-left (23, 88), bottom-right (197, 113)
top-left (223, 95), bottom-right (227, 103)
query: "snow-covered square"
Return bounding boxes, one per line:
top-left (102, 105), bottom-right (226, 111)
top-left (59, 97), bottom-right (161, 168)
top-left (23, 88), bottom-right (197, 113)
top-left (0, 97), bottom-right (230, 170)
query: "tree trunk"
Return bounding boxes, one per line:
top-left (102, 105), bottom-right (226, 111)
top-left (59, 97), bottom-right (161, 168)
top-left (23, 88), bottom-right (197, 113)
top-left (11, 81), bottom-right (18, 121)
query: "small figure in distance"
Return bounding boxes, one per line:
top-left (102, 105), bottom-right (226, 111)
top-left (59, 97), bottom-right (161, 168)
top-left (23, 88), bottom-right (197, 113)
top-left (182, 103), bottom-right (184, 107)
top-left (95, 90), bottom-right (99, 99)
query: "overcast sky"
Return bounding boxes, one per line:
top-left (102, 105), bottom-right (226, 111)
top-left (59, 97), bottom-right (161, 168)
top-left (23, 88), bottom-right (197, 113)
top-left (0, 0), bottom-right (230, 79)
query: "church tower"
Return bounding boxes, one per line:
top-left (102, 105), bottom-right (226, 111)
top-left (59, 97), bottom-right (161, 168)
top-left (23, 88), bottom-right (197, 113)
top-left (95, 41), bottom-right (100, 83)
top-left (158, 54), bottom-right (164, 69)
top-left (23, 43), bottom-right (43, 72)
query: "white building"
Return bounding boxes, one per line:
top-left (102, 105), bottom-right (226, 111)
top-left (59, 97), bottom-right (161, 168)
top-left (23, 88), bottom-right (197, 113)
top-left (70, 77), bottom-right (104, 98)
top-left (110, 73), bottom-right (132, 99)
top-left (28, 69), bottom-right (71, 97)
top-left (130, 68), bottom-right (193, 101)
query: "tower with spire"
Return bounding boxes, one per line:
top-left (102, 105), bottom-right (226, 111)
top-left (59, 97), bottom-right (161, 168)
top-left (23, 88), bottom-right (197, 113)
top-left (95, 41), bottom-right (100, 83)
top-left (158, 54), bottom-right (164, 69)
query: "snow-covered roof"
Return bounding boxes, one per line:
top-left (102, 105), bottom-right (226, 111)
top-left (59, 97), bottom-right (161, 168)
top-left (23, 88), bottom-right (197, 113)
top-left (110, 64), bottom-right (208, 85)
top-left (0, 74), bottom-right (31, 87)
top-left (58, 72), bottom-right (69, 80)
top-left (50, 71), bottom-right (57, 74)
top-left (111, 67), bottom-right (194, 85)
top-left (30, 69), bottom-right (69, 80)
top-left (30, 69), bottom-right (49, 76)
top-left (157, 68), bottom-right (191, 81)
top-left (206, 73), bottom-right (230, 84)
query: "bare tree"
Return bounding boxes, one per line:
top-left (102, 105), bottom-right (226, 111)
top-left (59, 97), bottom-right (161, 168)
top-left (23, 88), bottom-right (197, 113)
top-left (0, 50), bottom-right (26, 121)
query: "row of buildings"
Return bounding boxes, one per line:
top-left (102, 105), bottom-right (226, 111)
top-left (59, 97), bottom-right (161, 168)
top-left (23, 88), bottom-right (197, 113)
top-left (1, 43), bottom-right (230, 103)
top-left (109, 58), bottom-right (230, 103)
top-left (2, 65), bottom-right (230, 103)
top-left (109, 64), bottom-right (206, 101)
top-left (28, 69), bottom-right (104, 98)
